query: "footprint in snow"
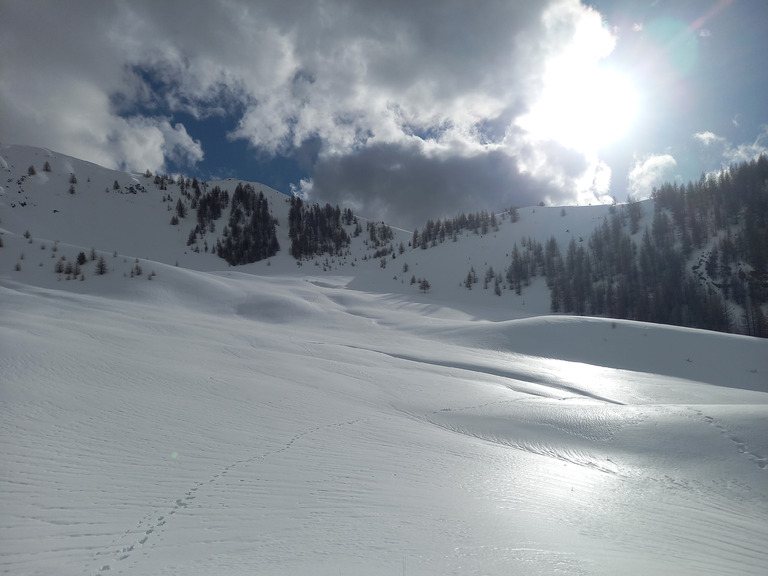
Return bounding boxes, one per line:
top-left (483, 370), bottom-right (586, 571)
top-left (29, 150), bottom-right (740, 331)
top-left (93, 418), bottom-right (363, 572)
top-left (694, 409), bottom-right (767, 470)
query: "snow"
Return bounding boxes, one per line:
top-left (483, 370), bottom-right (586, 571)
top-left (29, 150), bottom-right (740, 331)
top-left (1, 145), bottom-right (767, 575)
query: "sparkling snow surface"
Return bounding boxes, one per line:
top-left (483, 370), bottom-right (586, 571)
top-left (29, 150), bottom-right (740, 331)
top-left (1, 145), bottom-right (767, 575)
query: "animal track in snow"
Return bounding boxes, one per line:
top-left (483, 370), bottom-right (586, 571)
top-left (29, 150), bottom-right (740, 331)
top-left (88, 418), bottom-right (361, 574)
top-left (692, 409), bottom-right (767, 469)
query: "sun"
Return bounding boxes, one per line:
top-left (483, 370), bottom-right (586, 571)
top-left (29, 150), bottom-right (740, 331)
top-left (518, 64), bottom-right (638, 154)
top-left (516, 17), bottom-right (639, 154)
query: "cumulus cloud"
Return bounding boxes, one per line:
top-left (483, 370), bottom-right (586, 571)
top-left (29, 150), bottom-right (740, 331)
top-left (693, 127), bottom-right (768, 171)
top-left (1, 0), bottom-right (627, 222)
top-left (0, 1), bottom-right (205, 174)
top-left (693, 131), bottom-right (726, 147)
top-left (722, 126), bottom-right (768, 165)
top-left (628, 154), bottom-right (678, 200)
top-left (158, 122), bottom-right (205, 167)
top-left (112, 118), bottom-right (204, 173)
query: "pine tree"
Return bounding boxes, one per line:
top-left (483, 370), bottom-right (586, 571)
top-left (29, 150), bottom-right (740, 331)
top-left (95, 255), bottom-right (107, 275)
top-left (627, 197), bottom-right (642, 234)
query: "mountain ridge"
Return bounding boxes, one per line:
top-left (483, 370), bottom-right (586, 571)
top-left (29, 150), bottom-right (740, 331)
top-left (1, 143), bottom-right (766, 336)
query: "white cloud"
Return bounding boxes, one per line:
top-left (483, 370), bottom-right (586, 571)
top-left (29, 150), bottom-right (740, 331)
top-left (160, 122), bottom-right (204, 167)
top-left (723, 126), bottom-right (768, 164)
top-left (693, 131), bottom-right (726, 147)
top-left (693, 127), bottom-right (768, 170)
top-left (0, 1), bottom-right (205, 174)
top-left (1, 0), bottom-right (631, 220)
top-left (110, 118), bottom-right (203, 173)
top-left (574, 157), bottom-right (614, 205)
top-left (628, 154), bottom-right (678, 200)
top-left (508, 1), bottom-right (632, 206)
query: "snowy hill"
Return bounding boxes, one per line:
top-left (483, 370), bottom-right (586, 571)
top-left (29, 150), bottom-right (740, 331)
top-left (0, 144), bottom-right (637, 317)
top-left (1, 145), bottom-right (767, 575)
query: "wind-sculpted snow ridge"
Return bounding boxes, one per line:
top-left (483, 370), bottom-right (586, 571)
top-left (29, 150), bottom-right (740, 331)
top-left (414, 314), bottom-right (768, 391)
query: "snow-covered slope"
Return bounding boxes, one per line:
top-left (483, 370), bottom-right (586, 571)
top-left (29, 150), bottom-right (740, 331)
top-left (1, 145), bottom-right (767, 575)
top-left (0, 144), bottom-right (640, 317)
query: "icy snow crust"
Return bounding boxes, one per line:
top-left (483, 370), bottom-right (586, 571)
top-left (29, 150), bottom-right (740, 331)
top-left (1, 145), bottom-right (767, 575)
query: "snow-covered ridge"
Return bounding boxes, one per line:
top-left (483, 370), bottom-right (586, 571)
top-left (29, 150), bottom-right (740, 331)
top-left (1, 144), bottom-right (767, 575)
top-left (0, 143), bottom-right (631, 316)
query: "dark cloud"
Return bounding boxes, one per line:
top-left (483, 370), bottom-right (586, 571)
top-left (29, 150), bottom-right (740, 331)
top-left (305, 143), bottom-right (570, 229)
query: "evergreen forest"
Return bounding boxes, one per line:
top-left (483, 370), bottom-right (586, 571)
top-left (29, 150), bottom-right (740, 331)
top-left (414, 156), bottom-right (768, 337)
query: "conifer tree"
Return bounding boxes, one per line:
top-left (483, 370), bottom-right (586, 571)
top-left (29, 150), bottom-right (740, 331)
top-left (95, 255), bottom-right (107, 275)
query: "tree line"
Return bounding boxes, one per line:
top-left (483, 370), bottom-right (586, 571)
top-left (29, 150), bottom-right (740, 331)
top-left (504, 156), bottom-right (767, 336)
top-left (412, 210), bottom-right (499, 249)
top-left (414, 156), bottom-right (767, 337)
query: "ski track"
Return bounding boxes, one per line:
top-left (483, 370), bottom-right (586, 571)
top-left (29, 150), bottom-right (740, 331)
top-left (88, 419), bottom-right (362, 574)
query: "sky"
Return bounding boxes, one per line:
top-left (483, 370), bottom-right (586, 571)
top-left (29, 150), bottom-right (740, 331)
top-left (1, 0), bottom-right (766, 228)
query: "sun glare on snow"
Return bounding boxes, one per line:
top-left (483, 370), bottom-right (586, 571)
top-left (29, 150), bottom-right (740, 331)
top-left (518, 18), bottom-right (639, 154)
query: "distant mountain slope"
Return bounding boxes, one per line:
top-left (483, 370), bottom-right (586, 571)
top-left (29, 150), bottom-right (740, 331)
top-left (0, 143), bottom-right (608, 320)
top-left (406, 157), bottom-right (768, 336)
top-left (1, 144), bottom-right (766, 336)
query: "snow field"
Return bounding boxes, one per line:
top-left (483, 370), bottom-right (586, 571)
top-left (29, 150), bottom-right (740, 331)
top-left (2, 271), bottom-right (767, 575)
